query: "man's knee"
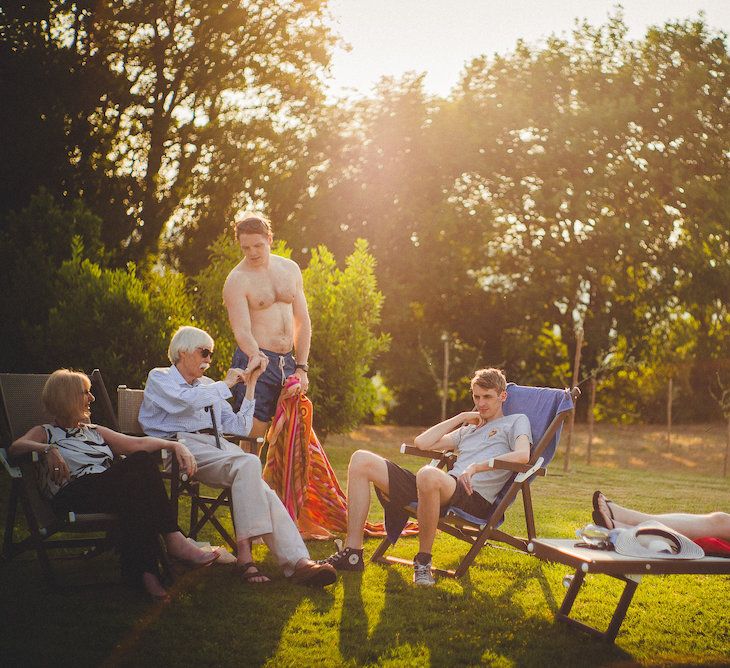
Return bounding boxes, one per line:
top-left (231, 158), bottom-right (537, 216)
top-left (416, 465), bottom-right (447, 493)
top-left (229, 451), bottom-right (263, 478)
top-left (349, 449), bottom-right (383, 478)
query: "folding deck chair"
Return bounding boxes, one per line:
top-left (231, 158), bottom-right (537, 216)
top-left (371, 383), bottom-right (579, 578)
top-left (116, 385), bottom-right (263, 553)
top-left (526, 538), bottom-right (730, 643)
top-left (0, 370), bottom-right (120, 586)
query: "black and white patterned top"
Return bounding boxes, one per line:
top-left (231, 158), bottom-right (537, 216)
top-left (40, 424), bottom-right (113, 498)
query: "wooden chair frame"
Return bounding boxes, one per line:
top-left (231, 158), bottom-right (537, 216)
top-left (527, 538), bottom-right (730, 642)
top-left (117, 385), bottom-right (263, 553)
top-left (371, 386), bottom-right (579, 578)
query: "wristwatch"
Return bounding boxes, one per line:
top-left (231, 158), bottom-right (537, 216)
top-left (295, 362), bottom-right (309, 372)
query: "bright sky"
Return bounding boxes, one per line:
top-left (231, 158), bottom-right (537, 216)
top-left (326, 1), bottom-right (730, 98)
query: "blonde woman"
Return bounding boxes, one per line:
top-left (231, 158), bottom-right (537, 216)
top-left (10, 369), bottom-right (218, 601)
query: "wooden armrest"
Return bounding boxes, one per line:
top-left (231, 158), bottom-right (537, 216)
top-left (399, 444), bottom-right (455, 460)
top-left (223, 434), bottom-right (264, 444)
top-left (491, 458), bottom-right (546, 479)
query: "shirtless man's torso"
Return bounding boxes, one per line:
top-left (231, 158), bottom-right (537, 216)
top-left (223, 216), bottom-right (311, 438)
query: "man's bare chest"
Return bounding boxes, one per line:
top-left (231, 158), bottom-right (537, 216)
top-left (245, 271), bottom-right (297, 310)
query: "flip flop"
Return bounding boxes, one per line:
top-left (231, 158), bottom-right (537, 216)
top-left (592, 490), bottom-right (615, 529)
top-left (236, 561), bottom-right (271, 584)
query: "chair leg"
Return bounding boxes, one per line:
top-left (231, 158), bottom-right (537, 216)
top-left (169, 471), bottom-right (180, 524)
top-left (187, 491), bottom-right (237, 552)
top-left (521, 484), bottom-right (536, 540)
top-left (157, 535), bottom-right (174, 586)
top-left (3, 480), bottom-right (20, 559)
top-left (555, 569), bottom-right (640, 643)
top-left (188, 484), bottom-right (200, 538)
top-left (21, 499), bottom-right (57, 587)
top-left (370, 535), bottom-right (393, 563)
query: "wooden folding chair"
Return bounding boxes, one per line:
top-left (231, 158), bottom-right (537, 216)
top-left (117, 385), bottom-right (263, 553)
top-left (371, 383), bottom-right (579, 578)
top-left (0, 370), bottom-right (119, 586)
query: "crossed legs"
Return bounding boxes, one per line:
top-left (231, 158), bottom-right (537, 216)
top-left (596, 493), bottom-right (730, 541)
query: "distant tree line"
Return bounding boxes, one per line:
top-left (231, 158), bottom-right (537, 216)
top-left (1, 3), bottom-right (727, 428)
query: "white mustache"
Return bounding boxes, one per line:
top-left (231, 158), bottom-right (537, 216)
top-left (199, 362), bottom-right (211, 371)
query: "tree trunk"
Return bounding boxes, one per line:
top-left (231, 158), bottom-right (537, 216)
top-left (586, 375), bottom-right (596, 465)
top-left (563, 328), bottom-right (583, 473)
top-left (666, 376), bottom-right (673, 449)
top-left (722, 415), bottom-right (730, 478)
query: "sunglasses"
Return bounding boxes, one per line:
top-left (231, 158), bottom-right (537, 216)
top-left (197, 348), bottom-right (213, 359)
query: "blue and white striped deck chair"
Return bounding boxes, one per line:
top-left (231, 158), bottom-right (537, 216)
top-left (371, 383), bottom-right (579, 578)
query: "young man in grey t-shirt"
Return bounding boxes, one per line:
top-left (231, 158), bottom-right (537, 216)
top-left (320, 368), bottom-right (532, 586)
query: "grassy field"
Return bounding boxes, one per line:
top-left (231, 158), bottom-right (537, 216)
top-left (1, 422), bottom-right (729, 667)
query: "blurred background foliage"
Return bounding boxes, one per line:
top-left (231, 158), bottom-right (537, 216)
top-left (1, 3), bottom-right (728, 430)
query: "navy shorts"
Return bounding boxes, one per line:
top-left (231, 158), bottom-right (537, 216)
top-left (230, 348), bottom-right (296, 421)
top-left (375, 460), bottom-right (494, 543)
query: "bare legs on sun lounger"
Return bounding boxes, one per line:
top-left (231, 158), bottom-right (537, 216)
top-left (595, 492), bottom-right (730, 541)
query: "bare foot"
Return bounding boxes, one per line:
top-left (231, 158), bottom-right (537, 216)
top-left (165, 532), bottom-right (219, 566)
top-left (142, 572), bottom-right (170, 602)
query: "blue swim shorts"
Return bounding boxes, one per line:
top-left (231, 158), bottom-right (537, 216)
top-left (230, 348), bottom-right (296, 422)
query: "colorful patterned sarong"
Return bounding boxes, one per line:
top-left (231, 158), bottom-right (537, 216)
top-left (263, 376), bottom-right (416, 539)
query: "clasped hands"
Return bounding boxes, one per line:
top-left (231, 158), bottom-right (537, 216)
top-left (224, 362), bottom-right (263, 388)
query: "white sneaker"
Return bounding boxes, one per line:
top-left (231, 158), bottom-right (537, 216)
top-left (413, 560), bottom-right (435, 586)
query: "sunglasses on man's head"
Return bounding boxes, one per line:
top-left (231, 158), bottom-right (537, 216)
top-left (197, 348), bottom-right (213, 358)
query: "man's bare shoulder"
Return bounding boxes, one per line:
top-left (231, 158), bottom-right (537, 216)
top-left (223, 260), bottom-right (251, 290)
top-left (270, 253), bottom-right (301, 274)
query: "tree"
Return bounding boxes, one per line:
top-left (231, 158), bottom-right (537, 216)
top-left (302, 240), bottom-right (390, 437)
top-left (0, 190), bottom-right (104, 372)
top-left (293, 75), bottom-right (504, 422)
top-left (0, 1), bottom-right (336, 266)
top-left (46, 241), bottom-right (195, 391)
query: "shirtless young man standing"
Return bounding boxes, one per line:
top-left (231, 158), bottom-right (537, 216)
top-left (223, 214), bottom-right (312, 439)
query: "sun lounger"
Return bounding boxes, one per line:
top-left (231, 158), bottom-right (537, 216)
top-left (527, 538), bottom-right (730, 642)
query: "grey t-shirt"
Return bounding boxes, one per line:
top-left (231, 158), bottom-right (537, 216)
top-left (449, 413), bottom-right (532, 503)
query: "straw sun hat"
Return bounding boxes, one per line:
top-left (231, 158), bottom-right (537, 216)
top-left (613, 521), bottom-right (705, 560)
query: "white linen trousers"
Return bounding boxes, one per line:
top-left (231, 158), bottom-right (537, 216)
top-left (176, 433), bottom-right (309, 575)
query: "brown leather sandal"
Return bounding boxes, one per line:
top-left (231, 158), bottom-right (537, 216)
top-left (236, 561), bottom-right (271, 583)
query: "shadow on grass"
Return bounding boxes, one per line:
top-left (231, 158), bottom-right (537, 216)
top-left (338, 556), bottom-right (633, 667)
top-left (102, 561), bottom-right (335, 667)
top-left (0, 549), bottom-right (336, 668)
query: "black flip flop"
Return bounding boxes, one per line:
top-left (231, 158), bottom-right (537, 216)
top-left (592, 490), bottom-right (615, 529)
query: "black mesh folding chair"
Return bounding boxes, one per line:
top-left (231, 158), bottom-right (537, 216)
top-left (117, 385), bottom-right (262, 553)
top-left (0, 370), bottom-right (118, 586)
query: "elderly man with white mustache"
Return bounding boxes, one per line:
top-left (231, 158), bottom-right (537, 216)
top-left (138, 325), bottom-right (336, 587)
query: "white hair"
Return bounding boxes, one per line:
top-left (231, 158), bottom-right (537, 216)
top-left (168, 326), bottom-right (214, 364)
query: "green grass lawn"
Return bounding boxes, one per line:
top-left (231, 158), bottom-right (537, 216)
top-left (1, 423), bottom-right (729, 667)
